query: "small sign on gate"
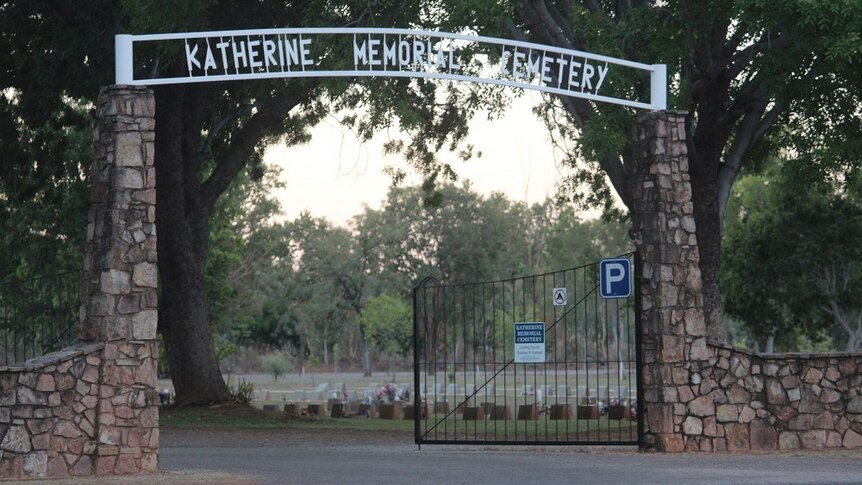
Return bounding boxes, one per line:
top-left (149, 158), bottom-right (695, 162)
top-left (552, 287), bottom-right (567, 306)
top-left (514, 322), bottom-right (545, 363)
top-left (599, 257), bottom-right (632, 299)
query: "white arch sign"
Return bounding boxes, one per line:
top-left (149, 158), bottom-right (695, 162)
top-left (116, 27), bottom-right (666, 110)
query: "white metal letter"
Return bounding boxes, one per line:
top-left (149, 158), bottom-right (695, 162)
top-left (581, 62), bottom-right (594, 91)
top-left (383, 39), bottom-right (397, 67)
top-left (284, 38), bottom-right (299, 66)
top-left (203, 41), bottom-right (217, 71)
top-left (185, 41), bottom-right (201, 74)
top-left (232, 39), bottom-right (248, 70)
top-left (595, 63), bottom-right (609, 92)
top-left (247, 39), bottom-right (262, 68)
top-left (513, 50), bottom-right (525, 80)
top-left (263, 39), bottom-right (278, 68)
top-left (215, 40), bottom-right (231, 72)
top-left (541, 54), bottom-right (553, 83)
top-left (300, 37), bottom-right (313, 67)
top-left (499, 49), bottom-right (511, 76)
top-left (368, 37), bottom-right (381, 66)
top-left (568, 56), bottom-right (581, 88)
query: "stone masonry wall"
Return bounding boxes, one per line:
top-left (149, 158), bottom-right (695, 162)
top-left (631, 110), bottom-right (862, 452)
top-left (0, 85), bottom-right (158, 479)
top-left (0, 344), bottom-right (103, 479)
top-left (680, 345), bottom-right (862, 451)
top-left (82, 85), bottom-right (159, 475)
top-left (629, 110), bottom-right (707, 452)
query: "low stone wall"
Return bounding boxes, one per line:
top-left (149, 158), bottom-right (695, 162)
top-left (665, 344), bottom-right (862, 452)
top-left (0, 343), bottom-right (104, 478)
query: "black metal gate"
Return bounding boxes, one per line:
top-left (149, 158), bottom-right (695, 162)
top-left (413, 254), bottom-right (642, 445)
top-left (0, 271), bottom-right (81, 366)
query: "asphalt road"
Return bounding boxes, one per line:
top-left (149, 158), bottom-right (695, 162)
top-left (160, 429), bottom-right (862, 485)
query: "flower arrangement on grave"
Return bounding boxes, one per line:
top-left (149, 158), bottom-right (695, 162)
top-left (376, 383), bottom-right (397, 402)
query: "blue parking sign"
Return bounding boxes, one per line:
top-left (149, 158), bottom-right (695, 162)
top-left (599, 258), bottom-right (631, 299)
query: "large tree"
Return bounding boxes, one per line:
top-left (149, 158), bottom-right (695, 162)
top-left (1, 1), bottom-right (480, 404)
top-left (137, 1), bottom-right (484, 404)
top-left (439, 0), bottom-right (862, 342)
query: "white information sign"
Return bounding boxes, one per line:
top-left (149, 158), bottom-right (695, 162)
top-left (115, 28), bottom-right (666, 110)
top-left (552, 287), bottom-right (567, 306)
top-left (514, 322), bottom-right (545, 363)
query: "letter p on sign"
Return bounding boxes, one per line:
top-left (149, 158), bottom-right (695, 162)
top-left (599, 258), bottom-right (631, 299)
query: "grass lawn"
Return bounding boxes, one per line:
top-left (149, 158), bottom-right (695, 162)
top-left (159, 403), bottom-right (415, 432)
top-left (159, 402), bottom-right (637, 444)
top-left (418, 417), bottom-right (637, 442)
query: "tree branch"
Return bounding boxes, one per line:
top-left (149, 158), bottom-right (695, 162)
top-left (825, 299), bottom-right (854, 336)
top-left (516, 1), bottom-right (558, 47)
top-left (510, 5), bottom-right (596, 127)
top-left (197, 103), bottom-right (258, 172)
top-left (200, 84), bottom-right (316, 212)
top-left (725, 33), bottom-right (790, 83)
top-left (717, 97), bottom-right (784, 218)
top-left (531, 0), bottom-right (576, 49)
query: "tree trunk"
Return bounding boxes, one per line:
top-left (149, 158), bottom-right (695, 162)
top-left (691, 184), bottom-right (726, 344)
top-left (848, 318), bottom-right (861, 352)
top-left (360, 330), bottom-right (371, 377)
top-left (687, 118), bottom-right (729, 345)
top-left (155, 84), bottom-right (227, 405)
top-left (765, 333), bottom-right (775, 354)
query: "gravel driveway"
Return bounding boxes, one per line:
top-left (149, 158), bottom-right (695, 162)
top-left (159, 428), bottom-right (862, 485)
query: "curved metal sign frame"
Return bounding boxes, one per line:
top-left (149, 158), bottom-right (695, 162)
top-left (116, 27), bottom-right (665, 110)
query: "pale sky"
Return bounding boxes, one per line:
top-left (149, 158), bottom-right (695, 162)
top-left (265, 89), bottom-right (568, 226)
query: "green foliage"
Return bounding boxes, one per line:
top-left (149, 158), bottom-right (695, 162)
top-left (544, 209), bottom-right (633, 270)
top-left (360, 295), bottom-right (412, 358)
top-left (225, 375), bottom-right (255, 404)
top-left (367, 183), bottom-right (534, 286)
top-left (722, 162), bottom-right (862, 352)
top-left (260, 353), bottom-right (294, 382)
top-left (156, 335), bottom-right (170, 377)
top-left (0, 2), bottom-right (120, 279)
top-left (0, 97), bottom-right (92, 279)
top-left (210, 178), bottom-right (629, 372)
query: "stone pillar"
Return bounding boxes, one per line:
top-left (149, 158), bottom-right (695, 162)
top-left (81, 85), bottom-right (159, 474)
top-left (628, 111), bottom-right (708, 451)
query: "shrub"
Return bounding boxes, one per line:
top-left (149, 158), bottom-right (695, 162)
top-left (225, 375), bottom-right (254, 404)
top-left (260, 352), bottom-right (293, 381)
